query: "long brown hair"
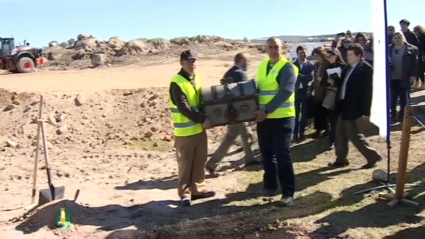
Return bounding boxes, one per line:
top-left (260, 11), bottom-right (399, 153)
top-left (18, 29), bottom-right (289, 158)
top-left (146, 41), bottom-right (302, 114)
top-left (353, 32), bottom-right (368, 43)
top-left (325, 48), bottom-right (345, 64)
top-left (312, 46), bottom-right (328, 63)
top-left (413, 25), bottom-right (425, 35)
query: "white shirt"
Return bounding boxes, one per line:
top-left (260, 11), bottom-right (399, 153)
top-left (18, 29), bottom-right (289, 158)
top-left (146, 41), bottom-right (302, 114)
top-left (340, 62), bottom-right (359, 99)
top-left (298, 59), bottom-right (306, 71)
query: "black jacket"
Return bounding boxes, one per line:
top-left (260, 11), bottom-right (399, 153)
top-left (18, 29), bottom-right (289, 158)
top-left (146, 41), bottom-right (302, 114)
top-left (418, 33), bottom-right (425, 61)
top-left (223, 66), bottom-right (247, 83)
top-left (403, 30), bottom-right (421, 48)
top-left (324, 62), bottom-right (348, 86)
top-left (325, 62), bottom-right (348, 100)
top-left (310, 62), bottom-right (329, 101)
top-left (389, 43), bottom-right (419, 88)
top-left (336, 60), bottom-right (373, 120)
top-left (293, 59), bottom-right (315, 91)
top-left (337, 46), bottom-right (348, 63)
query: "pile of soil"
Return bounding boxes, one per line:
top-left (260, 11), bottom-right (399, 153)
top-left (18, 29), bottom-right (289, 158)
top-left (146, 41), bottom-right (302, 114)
top-left (0, 88), bottom-right (229, 153)
top-left (41, 34), bottom-right (260, 71)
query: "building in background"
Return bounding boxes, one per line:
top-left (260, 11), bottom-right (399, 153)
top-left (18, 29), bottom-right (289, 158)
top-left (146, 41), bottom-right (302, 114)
top-left (251, 32), bottom-right (373, 44)
top-left (251, 32), bottom-right (373, 61)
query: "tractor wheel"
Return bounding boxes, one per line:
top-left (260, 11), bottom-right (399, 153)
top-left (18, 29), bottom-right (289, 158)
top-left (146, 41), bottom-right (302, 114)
top-left (16, 57), bottom-right (35, 73)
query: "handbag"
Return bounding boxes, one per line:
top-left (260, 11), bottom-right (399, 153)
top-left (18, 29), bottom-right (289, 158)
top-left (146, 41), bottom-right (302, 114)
top-left (322, 86), bottom-right (337, 110)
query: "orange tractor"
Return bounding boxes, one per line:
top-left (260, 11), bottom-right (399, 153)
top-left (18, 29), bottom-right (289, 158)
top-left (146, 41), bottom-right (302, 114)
top-left (0, 37), bottom-right (48, 73)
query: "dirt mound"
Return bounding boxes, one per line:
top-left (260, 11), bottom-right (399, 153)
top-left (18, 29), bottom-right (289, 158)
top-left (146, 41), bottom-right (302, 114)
top-left (13, 200), bottom-right (86, 231)
top-left (114, 38), bottom-right (170, 56)
top-left (41, 34), bottom-right (260, 71)
top-left (14, 199), bottom-right (139, 238)
top-left (0, 88), bottom-right (228, 152)
top-left (0, 88), bottom-right (15, 105)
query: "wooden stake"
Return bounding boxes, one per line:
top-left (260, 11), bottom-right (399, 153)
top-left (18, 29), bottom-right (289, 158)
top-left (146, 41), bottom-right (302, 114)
top-left (379, 106), bottom-right (419, 207)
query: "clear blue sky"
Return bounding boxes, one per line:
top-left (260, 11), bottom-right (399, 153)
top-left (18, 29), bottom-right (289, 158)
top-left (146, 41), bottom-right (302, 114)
top-left (2, 0), bottom-right (422, 47)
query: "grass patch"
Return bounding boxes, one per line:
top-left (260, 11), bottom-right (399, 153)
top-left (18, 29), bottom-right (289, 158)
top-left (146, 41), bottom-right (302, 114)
top-left (110, 128), bottom-right (425, 239)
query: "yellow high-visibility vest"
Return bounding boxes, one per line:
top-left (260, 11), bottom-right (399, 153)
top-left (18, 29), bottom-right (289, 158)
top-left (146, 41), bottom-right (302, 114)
top-left (169, 74), bottom-right (204, 137)
top-left (256, 57), bottom-right (298, 119)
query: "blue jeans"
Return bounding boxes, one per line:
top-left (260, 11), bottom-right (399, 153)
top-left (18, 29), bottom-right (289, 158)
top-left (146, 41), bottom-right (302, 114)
top-left (257, 117), bottom-right (295, 197)
top-left (293, 89), bottom-right (309, 139)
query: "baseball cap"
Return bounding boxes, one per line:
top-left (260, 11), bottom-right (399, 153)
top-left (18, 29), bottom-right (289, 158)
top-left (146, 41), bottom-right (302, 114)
top-left (399, 19), bottom-right (410, 25)
top-left (180, 50), bottom-right (197, 61)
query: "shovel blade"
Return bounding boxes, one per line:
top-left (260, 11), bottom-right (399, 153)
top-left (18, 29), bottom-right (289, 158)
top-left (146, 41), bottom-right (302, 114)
top-left (38, 186), bottom-right (65, 206)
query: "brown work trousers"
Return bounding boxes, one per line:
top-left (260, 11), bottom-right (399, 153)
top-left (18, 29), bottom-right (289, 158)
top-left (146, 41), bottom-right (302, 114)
top-left (174, 131), bottom-right (208, 200)
top-left (335, 116), bottom-right (382, 164)
top-left (206, 123), bottom-right (254, 170)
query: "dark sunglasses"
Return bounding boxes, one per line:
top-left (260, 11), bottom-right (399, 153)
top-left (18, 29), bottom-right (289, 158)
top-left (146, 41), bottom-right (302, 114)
top-left (184, 59), bottom-right (196, 63)
top-left (267, 45), bottom-right (279, 49)
top-left (395, 49), bottom-right (399, 55)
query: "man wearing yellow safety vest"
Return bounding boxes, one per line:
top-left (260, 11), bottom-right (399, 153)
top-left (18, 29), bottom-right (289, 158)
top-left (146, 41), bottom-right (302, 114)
top-left (169, 50), bottom-right (216, 207)
top-left (254, 37), bottom-right (298, 206)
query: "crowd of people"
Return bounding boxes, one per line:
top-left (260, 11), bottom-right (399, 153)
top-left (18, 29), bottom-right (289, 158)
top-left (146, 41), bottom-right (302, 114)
top-left (168, 18), bottom-right (425, 207)
top-left (296, 18), bottom-right (424, 150)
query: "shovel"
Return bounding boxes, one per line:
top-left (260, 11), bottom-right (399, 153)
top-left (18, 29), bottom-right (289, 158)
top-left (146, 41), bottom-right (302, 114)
top-left (38, 104), bottom-right (65, 206)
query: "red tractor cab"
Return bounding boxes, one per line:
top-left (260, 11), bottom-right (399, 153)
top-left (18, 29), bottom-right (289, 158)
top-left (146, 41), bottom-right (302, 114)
top-left (0, 37), bottom-right (47, 73)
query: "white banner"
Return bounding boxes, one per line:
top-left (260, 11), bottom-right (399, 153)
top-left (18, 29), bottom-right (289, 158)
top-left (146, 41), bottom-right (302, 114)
top-left (370, 0), bottom-right (390, 141)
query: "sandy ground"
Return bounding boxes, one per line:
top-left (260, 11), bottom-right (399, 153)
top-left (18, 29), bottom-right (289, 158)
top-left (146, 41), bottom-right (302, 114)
top-left (0, 49), bottom-right (425, 239)
top-left (0, 51), bottom-right (264, 93)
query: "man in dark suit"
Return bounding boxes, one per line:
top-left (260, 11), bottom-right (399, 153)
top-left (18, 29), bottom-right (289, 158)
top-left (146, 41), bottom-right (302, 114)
top-left (400, 19), bottom-right (421, 48)
top-left (292, 46), bottom-right (314, 141)
top-left (222, 53), bottom-right (249, 83)
top-left (329, 43), bottom-right (383, 169)
top-left (206, 53), bottom-right (260, 176)
top-left (399, 19), bottom-right (422, 88)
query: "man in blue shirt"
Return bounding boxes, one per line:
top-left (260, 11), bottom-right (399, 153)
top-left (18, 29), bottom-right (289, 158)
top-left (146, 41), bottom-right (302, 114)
top-left (293, 46), bottom-right (315, 141)
top-left (223, 53), bottom-right (249, 83)
top-left (206, 53), bottom-right (260, 176)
